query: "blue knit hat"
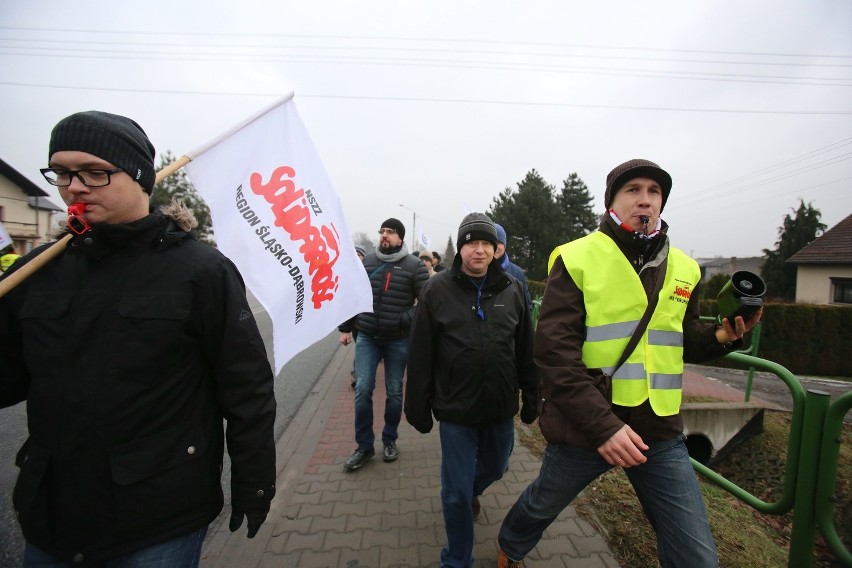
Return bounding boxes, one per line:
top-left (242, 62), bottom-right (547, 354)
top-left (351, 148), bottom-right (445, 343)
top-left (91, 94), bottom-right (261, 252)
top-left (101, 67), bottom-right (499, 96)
top-left (494, 223), bottom-right (507, 245)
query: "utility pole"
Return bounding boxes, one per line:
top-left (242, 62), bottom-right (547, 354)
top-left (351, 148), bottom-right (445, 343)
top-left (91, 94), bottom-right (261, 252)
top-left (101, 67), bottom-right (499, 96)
top-left (398, 203), bottom-right (416, 252)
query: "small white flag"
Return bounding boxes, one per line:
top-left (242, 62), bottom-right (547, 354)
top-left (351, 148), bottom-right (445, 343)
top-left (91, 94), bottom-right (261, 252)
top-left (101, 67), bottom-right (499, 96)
top-left (418, 228), bottom-right (431, 250)
top-left (185, 94), bottom-right (372, 374)
top-left (0, 222), bottom-right (13, 250)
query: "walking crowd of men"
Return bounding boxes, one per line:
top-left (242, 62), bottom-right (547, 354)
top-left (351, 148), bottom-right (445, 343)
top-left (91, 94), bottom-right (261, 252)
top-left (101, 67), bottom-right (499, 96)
top-left (0, 109), bottom-right (761, 568)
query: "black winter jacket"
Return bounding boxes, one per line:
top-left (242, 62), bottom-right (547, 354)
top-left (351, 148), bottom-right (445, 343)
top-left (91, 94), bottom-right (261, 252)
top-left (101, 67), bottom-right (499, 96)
top-left (0, 209), bottom-right (276, 564)
top-left (404, 255), bottom-right (539, 431)
top-left (339, 250), bottom-right (429, 338)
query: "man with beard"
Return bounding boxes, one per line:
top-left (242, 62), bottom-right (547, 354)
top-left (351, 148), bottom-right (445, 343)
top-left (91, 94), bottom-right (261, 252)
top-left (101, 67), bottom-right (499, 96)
top-left (339, 218), bottom-right (429, 472)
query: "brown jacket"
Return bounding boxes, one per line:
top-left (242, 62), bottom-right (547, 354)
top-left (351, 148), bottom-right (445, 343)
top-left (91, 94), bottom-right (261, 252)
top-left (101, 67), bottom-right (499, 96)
top-left (536, 215), bottom-right (736, 450)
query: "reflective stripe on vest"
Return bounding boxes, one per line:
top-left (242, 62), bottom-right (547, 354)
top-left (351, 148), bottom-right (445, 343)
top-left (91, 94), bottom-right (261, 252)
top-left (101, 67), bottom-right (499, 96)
top-left (551, 232), bottom-right (700, 416)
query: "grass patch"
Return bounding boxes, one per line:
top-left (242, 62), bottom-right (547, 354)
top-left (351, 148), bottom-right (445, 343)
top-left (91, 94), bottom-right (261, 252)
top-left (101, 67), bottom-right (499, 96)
top-left (514, 405), bottom-right (852, 567)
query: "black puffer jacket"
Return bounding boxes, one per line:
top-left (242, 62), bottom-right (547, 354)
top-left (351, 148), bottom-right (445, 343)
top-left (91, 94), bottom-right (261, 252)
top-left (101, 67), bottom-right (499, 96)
top-left (0, 207), bottom-right (276, 565)
top-left (404, 255), bottom-right (538, 431)
top-left (339, 250), bottom-right (429, 338)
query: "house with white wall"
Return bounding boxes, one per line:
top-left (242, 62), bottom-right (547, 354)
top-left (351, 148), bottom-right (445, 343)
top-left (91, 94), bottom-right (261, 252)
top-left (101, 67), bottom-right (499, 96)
top-left (0, 158), bottom-right (64, 254)
top-left (787, 213), bottom-right (852, 305)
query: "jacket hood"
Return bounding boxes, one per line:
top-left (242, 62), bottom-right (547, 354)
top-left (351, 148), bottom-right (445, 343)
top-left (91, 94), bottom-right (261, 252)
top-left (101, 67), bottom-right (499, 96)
top-left (51, 198), bottom-right (199, 240)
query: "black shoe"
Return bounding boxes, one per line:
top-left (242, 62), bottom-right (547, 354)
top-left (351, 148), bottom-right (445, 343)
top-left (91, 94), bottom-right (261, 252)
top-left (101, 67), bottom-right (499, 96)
top-left (383, 442), bottom-right (399, 462)
top-left (343, 448), bottom-right (375, 472)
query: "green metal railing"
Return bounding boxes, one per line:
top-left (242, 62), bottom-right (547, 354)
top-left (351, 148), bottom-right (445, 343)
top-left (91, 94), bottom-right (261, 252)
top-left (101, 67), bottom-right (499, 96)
top-left (692, 352), bottom-right (851, 567)
top-left (698, 316), bottom-right (762, 401)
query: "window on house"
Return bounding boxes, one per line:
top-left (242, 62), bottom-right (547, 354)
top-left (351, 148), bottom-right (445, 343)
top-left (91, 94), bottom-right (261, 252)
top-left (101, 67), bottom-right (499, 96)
top-left (831, 278), bottom-right (852, 304)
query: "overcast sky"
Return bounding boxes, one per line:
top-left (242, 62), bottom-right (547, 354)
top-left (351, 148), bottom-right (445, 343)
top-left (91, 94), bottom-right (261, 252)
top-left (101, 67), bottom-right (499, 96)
top-left (1, 0), bottom-right (850, 259)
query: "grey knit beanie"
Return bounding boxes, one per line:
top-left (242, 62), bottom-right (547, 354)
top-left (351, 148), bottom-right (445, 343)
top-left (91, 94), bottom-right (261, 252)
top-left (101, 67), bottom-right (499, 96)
top-left (604, 159), bottom-right (671, 211)
top-left (49, 111), bottom-right (156, 194)
top-left (456, 212), bottom-right (498, 250)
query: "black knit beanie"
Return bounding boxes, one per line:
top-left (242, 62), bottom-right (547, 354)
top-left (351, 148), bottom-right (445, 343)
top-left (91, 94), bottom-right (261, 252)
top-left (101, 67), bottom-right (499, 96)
top-left (604, 159), bottom-right (672, 212)
top-left (49, 111), bottom-right (156, 194)
top-left (381, 218), bottom-right (406, 240)
top-left (456, 212), bottom-right (498, 251)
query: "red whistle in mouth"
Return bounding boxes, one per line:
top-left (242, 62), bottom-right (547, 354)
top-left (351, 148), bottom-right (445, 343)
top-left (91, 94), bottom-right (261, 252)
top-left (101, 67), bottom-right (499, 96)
top-left (67, 203), bottom-right (91, 235)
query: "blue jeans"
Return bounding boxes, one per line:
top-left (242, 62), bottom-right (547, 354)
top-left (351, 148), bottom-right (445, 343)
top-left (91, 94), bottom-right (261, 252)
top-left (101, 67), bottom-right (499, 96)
top-left (353, 333), bottom-right (408, 449)
top-left (23, 526), bottom-right (208, 567)
top-left (439, 419), bottom-right (515, 568)
top-left (499, 434), bottom-right (718, 568)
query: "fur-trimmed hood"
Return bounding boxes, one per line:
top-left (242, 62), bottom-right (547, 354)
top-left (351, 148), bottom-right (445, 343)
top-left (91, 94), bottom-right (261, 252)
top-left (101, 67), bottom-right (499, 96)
top-left (51, 198), bottom-right (199, 239)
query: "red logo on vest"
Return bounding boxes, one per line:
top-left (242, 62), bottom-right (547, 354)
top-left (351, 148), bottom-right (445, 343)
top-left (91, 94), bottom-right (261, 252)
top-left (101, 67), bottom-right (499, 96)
top-left (673, 286), bottom-right (692, 299)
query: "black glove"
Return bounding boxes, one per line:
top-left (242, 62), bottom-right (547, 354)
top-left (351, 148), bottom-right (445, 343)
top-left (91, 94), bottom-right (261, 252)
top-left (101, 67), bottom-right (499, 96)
top-left (229, 484), bottom-right (275, 538)
top-left (404, 409), bottom-right (433, 434)
top-left (520, 401), bottom-right (538, 425)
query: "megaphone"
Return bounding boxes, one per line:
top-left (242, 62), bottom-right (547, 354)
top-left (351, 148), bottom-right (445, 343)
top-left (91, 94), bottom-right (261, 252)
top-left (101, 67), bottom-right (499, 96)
top-left (716, 270), bottom-right (765, 326)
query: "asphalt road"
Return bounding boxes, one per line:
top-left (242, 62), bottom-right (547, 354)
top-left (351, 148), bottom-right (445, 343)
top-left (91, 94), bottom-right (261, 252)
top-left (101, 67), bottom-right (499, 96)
top-left (686, 363), bottom-right (852, 417)
top-left (0, 292), bottom-right (339, 566)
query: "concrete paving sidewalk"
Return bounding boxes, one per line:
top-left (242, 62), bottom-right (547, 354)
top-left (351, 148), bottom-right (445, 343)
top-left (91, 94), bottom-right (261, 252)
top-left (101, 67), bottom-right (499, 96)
top-left (200, 345), bottom-right (619, 568)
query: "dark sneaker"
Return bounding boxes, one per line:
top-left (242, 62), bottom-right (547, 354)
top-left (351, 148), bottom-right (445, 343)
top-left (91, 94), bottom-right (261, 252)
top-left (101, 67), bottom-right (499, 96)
top-left (383, 442), bottom-right (399, 462)
top-left (343, 448), bottom-right (375, 472)
top-left (472, 496), bottom-right (481, 520)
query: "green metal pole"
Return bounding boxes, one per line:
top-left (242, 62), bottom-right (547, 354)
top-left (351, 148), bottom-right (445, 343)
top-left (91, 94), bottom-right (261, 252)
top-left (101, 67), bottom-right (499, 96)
top-left (788, 389), bottom-right (831, 568)
top-left (743, 322), bottom-right (761, 402)
top-left (814, 391), bottom-right (852, 565)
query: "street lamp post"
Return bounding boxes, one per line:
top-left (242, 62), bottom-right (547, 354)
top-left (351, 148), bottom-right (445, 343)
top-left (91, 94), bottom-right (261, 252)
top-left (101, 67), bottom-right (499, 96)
top-left (398, 203), bottom-right (416, 252)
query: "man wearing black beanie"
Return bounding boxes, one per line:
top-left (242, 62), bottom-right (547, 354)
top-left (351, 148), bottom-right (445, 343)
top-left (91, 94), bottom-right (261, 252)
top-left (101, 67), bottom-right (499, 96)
top-left (339, 217), bottom-right (429, 472)
top-left (498, 159), bottom-right (761, 568)
top-left (0, 111), bottom-right (277, 566)
top-left (405, 212), bottom-right (538, 567)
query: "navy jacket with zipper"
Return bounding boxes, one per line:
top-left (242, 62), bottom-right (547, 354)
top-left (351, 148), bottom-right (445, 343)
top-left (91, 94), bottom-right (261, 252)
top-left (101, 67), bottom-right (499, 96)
top-left (339, 251), bottom-right (428, 338)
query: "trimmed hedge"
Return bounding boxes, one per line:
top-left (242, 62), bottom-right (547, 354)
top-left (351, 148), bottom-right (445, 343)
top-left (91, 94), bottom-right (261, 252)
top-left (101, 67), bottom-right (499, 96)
top-left (698, 300), bottom-right (852, 378)
top-left (528, 279), bottom-right (546, 301)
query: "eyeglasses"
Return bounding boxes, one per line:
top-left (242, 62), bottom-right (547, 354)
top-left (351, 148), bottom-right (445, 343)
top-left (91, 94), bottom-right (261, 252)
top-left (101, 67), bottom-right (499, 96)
top-left (40, 167), bottom-right (124, 188)
top-left (378, 228), bottom-right (397, 235)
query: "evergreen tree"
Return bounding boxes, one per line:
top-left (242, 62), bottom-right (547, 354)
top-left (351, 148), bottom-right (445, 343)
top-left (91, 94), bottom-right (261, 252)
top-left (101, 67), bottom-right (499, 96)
top-left (487, 169), bottom-right (563, 280)
top-left (151, 150), bottom-right (214, 244)
top-left (556, 172), bottom-right (598, 242)
top-left (702, 272), bottom-right (730, 300)
top-left (442, 235), bottom-right (455, 268)
top-left (761, 200), bottom-right (826, 300)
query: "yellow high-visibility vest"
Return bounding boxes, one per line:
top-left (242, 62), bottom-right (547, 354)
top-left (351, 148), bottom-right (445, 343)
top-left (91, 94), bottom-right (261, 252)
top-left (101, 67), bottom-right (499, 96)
top-left (549, 232), bottom-right (700, 416)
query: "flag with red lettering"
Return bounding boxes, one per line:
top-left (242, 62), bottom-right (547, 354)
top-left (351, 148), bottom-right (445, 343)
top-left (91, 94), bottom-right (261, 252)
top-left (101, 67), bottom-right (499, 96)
top-left (184, 93), bottom-right (372, 374)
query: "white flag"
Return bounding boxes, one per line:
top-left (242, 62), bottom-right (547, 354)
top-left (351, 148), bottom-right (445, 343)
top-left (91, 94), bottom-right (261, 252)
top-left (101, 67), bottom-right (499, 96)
top-left (0, 222), bottom-right (12, 250)
top-left (185, 93), bottom-right (372, 374)
top-left (418, 228), bottom-right (431, 250)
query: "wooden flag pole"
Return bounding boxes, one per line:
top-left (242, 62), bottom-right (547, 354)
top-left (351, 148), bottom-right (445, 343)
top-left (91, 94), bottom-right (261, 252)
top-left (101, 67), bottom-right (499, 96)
top-left (0, 155), bottom-right (193, 298)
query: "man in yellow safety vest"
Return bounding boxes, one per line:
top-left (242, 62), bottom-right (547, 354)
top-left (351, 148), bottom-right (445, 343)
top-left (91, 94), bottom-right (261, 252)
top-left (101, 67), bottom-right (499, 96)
top-left (497, 159), bottom-right (762, 568)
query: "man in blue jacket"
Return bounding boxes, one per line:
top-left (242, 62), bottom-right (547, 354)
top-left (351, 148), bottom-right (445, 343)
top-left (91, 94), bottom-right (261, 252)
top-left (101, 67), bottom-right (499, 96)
top-left (494, 223), bottom-right (533, 313)
top-left (405, 212), bottom-right (538, 568)
top-left (0, 111), bottom-right (277, 566)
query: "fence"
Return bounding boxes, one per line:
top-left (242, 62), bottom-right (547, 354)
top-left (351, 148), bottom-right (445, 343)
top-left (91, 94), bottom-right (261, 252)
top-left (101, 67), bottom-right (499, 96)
top-left (531, 301), bottom-right (849, 565)
top-left (693, 352), bottom-right (850, 566)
